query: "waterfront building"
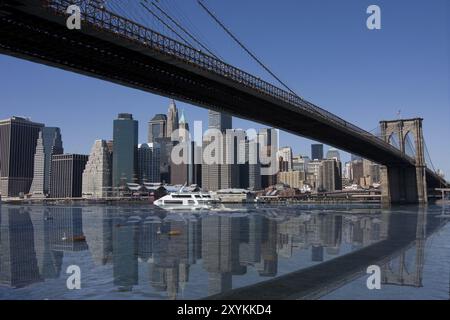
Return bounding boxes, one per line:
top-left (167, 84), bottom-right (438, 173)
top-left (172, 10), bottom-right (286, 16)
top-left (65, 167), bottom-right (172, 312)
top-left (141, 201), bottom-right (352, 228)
top-left (363, 158), bottom-right (381, 184)
top-left (292, 155), bottom-right (310, 172)
top-left (30, 127), bottom-right (63, 198)
top-left (50, 154), bottom-right (88, 198)
top-left (137, 143), bottom-right (161, 183)
top-left (112, 113), bottom-right (138, 188)
top-left (0, 117), bottom-right (44, 197)
top-left (277, 170), bottom-right (306, 189)
top-left (277, 146), bottom-right (293, 172)
top-left (317, 159), bottom-right (342, 192)
top-left (351, 159), bottom-right (364, 185)
top-left (307, 160), bottom-right (322, 190)
top-left (82, 140), bottom-right (113, 199)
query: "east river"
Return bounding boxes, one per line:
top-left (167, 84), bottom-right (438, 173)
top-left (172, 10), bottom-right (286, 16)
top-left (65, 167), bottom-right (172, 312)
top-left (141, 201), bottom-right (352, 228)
top-left (0, 202), bottom-right (449, 300)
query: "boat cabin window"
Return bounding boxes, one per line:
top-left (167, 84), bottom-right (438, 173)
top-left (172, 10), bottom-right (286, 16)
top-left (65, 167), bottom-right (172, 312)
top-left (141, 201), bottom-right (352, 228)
top-left (164, 200), bottom-right (183, 204)
top-left (173, 194), bottom-right (193, 198)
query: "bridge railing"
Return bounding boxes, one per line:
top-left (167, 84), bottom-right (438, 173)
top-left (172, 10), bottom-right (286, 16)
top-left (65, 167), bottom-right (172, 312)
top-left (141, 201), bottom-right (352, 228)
top-left (44, 0), bottom-right (413, 162)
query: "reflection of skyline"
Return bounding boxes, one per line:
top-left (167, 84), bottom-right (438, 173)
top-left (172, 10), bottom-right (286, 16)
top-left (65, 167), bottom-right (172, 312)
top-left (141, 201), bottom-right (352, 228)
top-left (0, 204), bottom-right (438, 299)
top-left (0, 206), bottom-right (89, 289)
top-left (0, 207), bottom-right (41, 288)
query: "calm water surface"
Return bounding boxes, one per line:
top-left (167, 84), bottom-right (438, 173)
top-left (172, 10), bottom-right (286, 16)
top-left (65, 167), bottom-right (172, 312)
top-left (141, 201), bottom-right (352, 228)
top-left (0, 203), bottom-right (449, 300)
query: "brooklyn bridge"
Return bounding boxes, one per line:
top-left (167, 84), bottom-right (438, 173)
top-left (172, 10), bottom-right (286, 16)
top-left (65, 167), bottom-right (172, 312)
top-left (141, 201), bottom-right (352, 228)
top-left (0, 0), bottom-right (447, 203)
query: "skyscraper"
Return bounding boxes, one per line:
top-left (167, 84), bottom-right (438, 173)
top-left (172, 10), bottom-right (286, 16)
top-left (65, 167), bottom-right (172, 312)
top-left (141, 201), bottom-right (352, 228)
top-left (112, 113), bottom-right (138, 188)
top-left (170, 111), bottom-right (190, 185)
top-left (292, 155), bottom-right (310, 172)
top-left (137, 143), bottom-right (161, 183)
top-left (166, 100), bottom-right (179, 139)
top-left (311, 144), bottom-right (324, 160)
top-left (277, 146), bottom-right (293, 172)
top-left (190, 142), bottom-right (203, 187)
top-left (49, 154), bottom-right (88, 198)
top-left (259, 128), bottom-right (278, 188)
top-left (30, 127), bottom-right (63, 198)
top-left (208, 110), bottom-right (232, 131)
top-left (148, 114), bottom-right (167, 143)
top-left (0, 116), bottom-right (44, 197)
top-left (247, 138), bottom-right (261, 190)
top-left (317, 159), bottom-right (342, 192)
top-left (201, 133), bottom-right (221, 191)
top-left (351, 160), bottom-right (364, 184)
top-left (220, 129), bottom-right (245, 190)
top-left (82, 140), bottom-right (113, 199)
top-left (202, 111), bottom-right (234, 191)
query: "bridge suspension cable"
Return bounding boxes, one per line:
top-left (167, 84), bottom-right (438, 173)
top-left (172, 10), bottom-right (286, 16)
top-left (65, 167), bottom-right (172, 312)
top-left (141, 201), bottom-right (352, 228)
top-left (142, 0), bottom-right (220, 59)
top-left (423, 140), bottom-right (437, 173)
top-left (197, 0), bottom-right (301, 98)
top-left (140, 2), bottom-right (196, 48)
top-left (161, 0), bottom-right (222, 59)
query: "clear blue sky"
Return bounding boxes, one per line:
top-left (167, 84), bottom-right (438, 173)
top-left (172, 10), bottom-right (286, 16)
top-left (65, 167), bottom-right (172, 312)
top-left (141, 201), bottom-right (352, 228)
top-left (0, 0), bottom-right (449, 177)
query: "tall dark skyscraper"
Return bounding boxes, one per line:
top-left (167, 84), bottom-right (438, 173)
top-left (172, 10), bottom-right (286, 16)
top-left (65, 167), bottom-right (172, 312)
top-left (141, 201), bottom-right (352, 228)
top-left (137, 143), bottom-right (160, 183)
top-left (112, 113), bottom-right (138, 188)
top-left (148, 114), bottom-right (167, 143)
top-left (311, 144), bottom-right (324, 160)
top-left (0, 116), bottom-right (44, 197)
top-left (30, 127), bottom-right (63, 198)
top-left (259, 128), bottom-right (278, 188)
top-left (49, 154), bottom-right (88, 198)
top-left (208, 110), bottom-right (232, 131)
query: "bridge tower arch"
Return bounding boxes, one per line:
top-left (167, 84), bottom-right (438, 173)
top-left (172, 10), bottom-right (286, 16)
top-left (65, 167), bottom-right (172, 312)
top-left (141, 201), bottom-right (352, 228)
top-left (379, 118), bottom-right (427, 204)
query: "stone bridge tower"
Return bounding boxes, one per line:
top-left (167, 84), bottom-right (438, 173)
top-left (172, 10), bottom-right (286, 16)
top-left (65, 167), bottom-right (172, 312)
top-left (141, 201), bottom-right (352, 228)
top-left (379, 118), bottom-right (427, 204)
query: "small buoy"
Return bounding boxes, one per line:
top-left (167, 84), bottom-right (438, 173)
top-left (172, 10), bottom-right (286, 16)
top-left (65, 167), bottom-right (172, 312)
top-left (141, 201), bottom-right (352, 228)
top-left (168, 230), bottom-right (181, 236)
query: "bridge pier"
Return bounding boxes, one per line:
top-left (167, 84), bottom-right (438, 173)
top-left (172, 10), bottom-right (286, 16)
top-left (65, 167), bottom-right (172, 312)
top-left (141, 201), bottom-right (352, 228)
top-left (380, 118), bottom-right (427, 204)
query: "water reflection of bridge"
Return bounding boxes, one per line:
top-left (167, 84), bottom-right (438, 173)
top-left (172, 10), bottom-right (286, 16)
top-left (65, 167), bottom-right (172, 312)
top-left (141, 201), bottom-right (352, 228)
top-left (0, 204), bottom-right (446, 299)
top-left (207, 207), bottom-right (443, 300)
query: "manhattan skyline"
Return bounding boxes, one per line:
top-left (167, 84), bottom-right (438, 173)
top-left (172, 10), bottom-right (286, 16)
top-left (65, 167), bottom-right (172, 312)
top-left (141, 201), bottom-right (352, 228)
top-left (0, 0), bottom-right (448, 177)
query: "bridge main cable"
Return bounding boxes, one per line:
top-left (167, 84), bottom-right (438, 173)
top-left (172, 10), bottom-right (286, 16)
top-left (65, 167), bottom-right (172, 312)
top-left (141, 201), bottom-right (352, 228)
top-left (197, 0), bottom-right (300, 98)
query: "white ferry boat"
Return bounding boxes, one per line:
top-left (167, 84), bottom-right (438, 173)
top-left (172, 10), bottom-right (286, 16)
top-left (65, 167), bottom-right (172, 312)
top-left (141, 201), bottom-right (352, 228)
top-left (154, 192), bottom-right (217, 210)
